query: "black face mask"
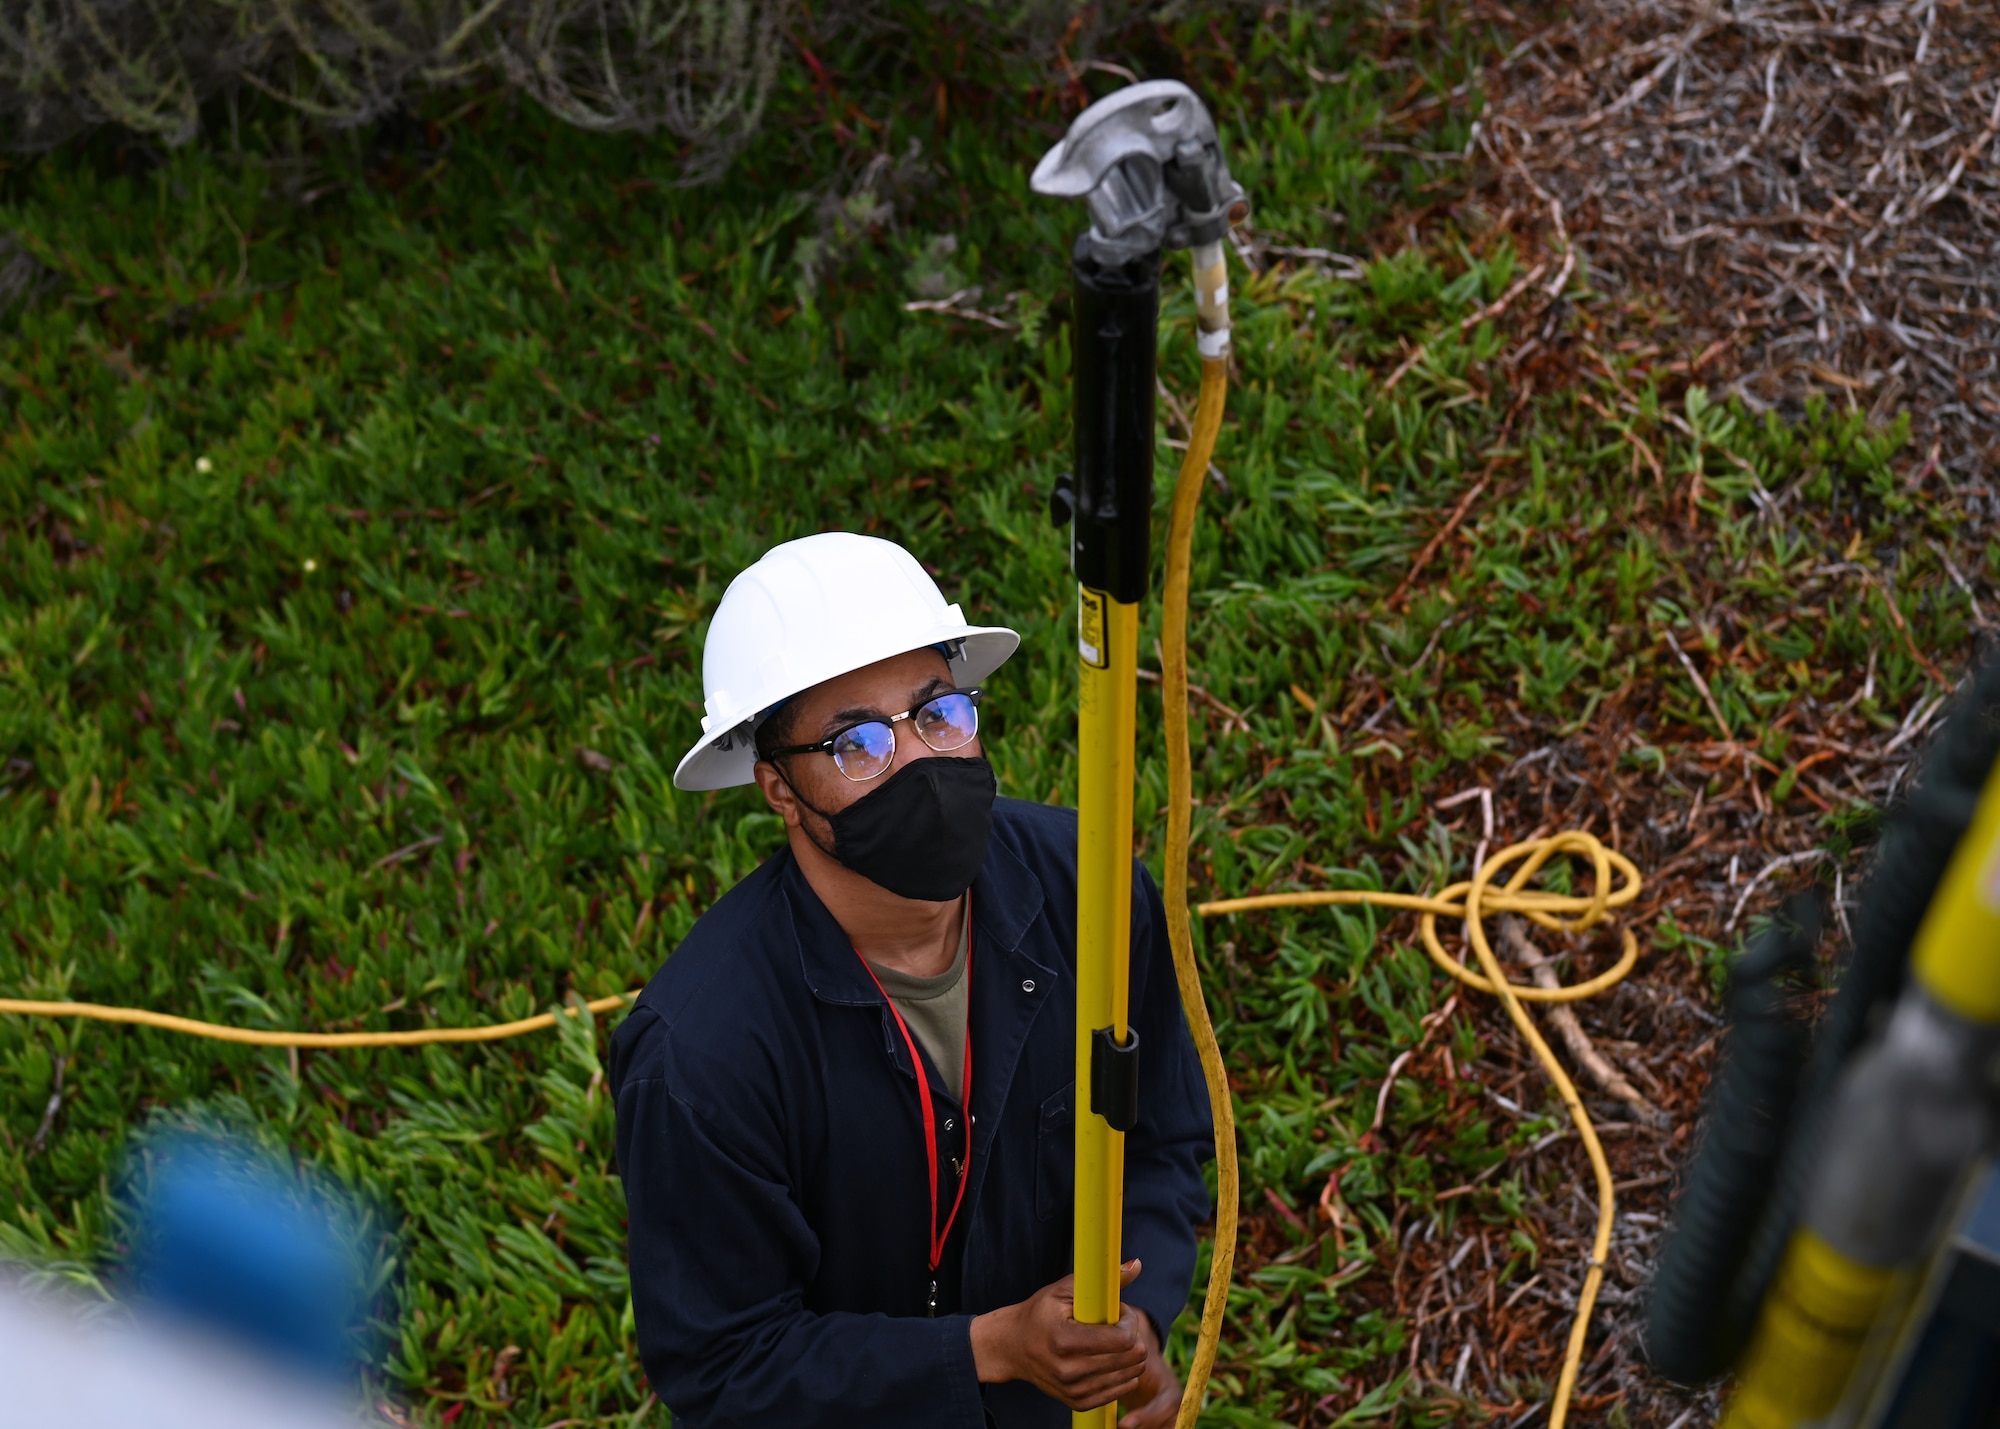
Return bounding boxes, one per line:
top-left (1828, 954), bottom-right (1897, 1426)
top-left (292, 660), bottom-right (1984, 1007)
top-left (789, 756), bottom-right (996, 902)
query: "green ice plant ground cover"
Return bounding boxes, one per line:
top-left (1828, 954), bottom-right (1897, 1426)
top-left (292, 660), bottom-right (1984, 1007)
top-left (0, 7), bottom-right (1971, 1426)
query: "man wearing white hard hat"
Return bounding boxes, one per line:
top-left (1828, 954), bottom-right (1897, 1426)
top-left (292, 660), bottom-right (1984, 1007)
top-left (610, 532), bottom-right (1212, 1428)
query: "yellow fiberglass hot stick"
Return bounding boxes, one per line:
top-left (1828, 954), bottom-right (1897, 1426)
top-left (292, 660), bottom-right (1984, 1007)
top-left (1075, 590), bottom-right (1141, 1390)
top-left (1059, 234), bottom-right (1158, 1429)
top-left (1073, 241), bottom-right (1236, 1423)
top-left (1029, 81), bottom-right (1255, 1426)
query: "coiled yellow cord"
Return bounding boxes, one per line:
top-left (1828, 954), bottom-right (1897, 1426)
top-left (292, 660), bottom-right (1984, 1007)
top-left (1195, 838), bottom-right (1636, 1429)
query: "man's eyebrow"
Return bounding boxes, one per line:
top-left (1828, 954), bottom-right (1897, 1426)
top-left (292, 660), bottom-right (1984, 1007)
top-left (820, 704), bottom-right (886, 734)
top-left (816, 679), bottom-right (953, 737)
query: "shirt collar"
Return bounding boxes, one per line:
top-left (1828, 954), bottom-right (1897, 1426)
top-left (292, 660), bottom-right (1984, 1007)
top-left (790, 831), bottom-right (1046, 1007)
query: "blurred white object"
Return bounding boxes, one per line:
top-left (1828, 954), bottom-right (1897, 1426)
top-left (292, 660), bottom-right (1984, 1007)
top-left (0, 1278), bottom-right (362, 1429)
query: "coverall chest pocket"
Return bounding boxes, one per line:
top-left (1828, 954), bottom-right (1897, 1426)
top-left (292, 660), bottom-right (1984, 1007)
top-left (1035, 1081), bottom-right (1075, 1222)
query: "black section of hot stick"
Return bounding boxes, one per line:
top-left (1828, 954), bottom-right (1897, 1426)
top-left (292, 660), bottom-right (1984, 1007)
top-left (1069, 236), bottom-right (1159, 605)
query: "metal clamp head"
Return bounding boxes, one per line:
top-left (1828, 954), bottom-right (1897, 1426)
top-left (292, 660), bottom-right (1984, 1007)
top-left (1030, 79), bottom-right (1249, 265)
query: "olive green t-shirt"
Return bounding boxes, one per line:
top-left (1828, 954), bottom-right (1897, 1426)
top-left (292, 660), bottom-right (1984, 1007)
top-left (868, 904), bottom-right (970, 1102)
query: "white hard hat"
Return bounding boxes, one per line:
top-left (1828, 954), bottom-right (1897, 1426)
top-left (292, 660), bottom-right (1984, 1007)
top-left (674, 532), bottom-right (1020, 791)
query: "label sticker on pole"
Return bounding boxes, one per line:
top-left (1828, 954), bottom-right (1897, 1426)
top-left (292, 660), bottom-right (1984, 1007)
top-left (1078, 588), bottom-right (1110, 669)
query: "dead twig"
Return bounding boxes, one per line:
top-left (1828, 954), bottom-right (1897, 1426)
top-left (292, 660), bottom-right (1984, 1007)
top-left (902, 287), bottom-right (1019, 332)
top-left (372, 833), bottom-right (445, 870)
top-left (1662, 629), bottom-right (1732, 741)
top-left (25, 1054), bottom-right (66, 1157)
top-left (1387, 476), bottom-right (1492, 609)
top-left (1498, 919), bottom-right (1666, 1127)
top-left (1725, 850), bottom-right (1830, 932)
top-left (1137, 665), bottom-right (1251, 733)
top-left (1373, 995), bottom-right (1460, 1136)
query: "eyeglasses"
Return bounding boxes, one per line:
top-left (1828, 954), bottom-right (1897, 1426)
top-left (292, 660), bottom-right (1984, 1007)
top-left (765, 689), bottom-right (983, 783)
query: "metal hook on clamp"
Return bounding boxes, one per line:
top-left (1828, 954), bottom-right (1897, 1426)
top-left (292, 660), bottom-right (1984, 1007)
top-left (1030, 80), bottom-right (1250, 266)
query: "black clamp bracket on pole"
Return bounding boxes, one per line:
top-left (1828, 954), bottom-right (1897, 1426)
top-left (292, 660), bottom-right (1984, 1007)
top-left (1063, 243), bottom-right (1158, 603)
top-left (1091, 1026), bottom-right (1142, 1132)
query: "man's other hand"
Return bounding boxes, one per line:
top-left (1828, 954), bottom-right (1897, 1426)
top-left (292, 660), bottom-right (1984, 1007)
top-left (970, 1260), bottom-right (1150, 1411)
top-left (1115, 1296), bottom-right (1181, 1429)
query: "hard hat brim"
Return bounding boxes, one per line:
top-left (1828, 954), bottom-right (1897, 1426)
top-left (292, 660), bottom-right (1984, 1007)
top-left (671, 624), bottom-right (1020, 791)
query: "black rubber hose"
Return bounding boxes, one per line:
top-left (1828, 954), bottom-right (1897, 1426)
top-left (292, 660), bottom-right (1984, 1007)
top-left (1812, 664), bottom-right (2000, 1089)
top-left (1719, 656), bottom-right (2000, 1362)
top-left (1644, 895), bottom-right (1819, 1384)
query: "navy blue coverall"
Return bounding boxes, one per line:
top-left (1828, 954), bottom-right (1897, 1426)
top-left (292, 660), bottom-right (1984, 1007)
top-left (609, 797), bottom-right (1214, 1427)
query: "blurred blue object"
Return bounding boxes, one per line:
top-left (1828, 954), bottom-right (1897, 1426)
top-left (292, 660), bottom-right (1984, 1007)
top-left (129, 1136), bottom-right (365, 1383)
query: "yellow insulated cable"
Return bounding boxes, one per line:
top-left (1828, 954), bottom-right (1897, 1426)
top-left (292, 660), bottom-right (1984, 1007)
top-left (1159, 325), bottom-right (1637, 1424)
top-left (1160, 351), bottom-right (1237, 1429)
top-left (0, 993), bottom-right (635, 1046)
top-left (1074, 585), bottom-right (1141, 1408)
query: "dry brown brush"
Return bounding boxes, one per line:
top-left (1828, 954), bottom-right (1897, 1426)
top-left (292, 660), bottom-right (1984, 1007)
top-left (0, 0), bottom-right (797, 179)
top-left (1479, 0), bottom-right (2000, 482)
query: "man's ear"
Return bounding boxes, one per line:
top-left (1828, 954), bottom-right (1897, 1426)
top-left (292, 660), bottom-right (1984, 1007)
top-left (753, 759), bottom-right (801, 828)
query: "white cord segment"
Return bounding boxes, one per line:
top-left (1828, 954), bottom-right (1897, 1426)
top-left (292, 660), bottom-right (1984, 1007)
top-left (1192, 239), bottom-right (1230, 360)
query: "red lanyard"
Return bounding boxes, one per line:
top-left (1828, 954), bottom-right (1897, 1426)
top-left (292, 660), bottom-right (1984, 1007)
top-left (853, 917), bottom-right (973, 1280)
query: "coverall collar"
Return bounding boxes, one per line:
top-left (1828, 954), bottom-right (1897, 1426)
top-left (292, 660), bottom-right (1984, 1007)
top-left (787, 832), bottom-right (1047, 1008)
